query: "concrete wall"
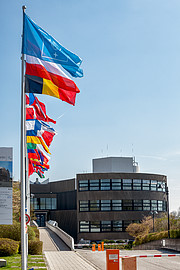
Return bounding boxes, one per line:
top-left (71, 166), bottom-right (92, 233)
top-left (133, 239), bottom-right (180, 252)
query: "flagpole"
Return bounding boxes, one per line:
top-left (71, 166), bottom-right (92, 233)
top-left (21, 5), bottom-right (27, 270)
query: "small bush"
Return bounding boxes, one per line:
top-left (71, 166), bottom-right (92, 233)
top-left (0, 238), bottom-right (19, 256)
top-left (0, 223), bottom-right (21, 241)
top-left (28, 240), bottom-right (43, 255)
top-left (28, 226), bottom-right (36, 240)
top-left (32, 227), bottom-right (40, 240)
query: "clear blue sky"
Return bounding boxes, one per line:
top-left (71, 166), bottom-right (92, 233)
top-left (1, 0), bottom-right (180, 212)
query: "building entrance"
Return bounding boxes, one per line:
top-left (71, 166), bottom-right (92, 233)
top-left (36, 213), bottom-right (46, 227)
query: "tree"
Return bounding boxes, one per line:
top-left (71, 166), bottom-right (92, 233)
top-left (13, 181), bottom-right (21, 223)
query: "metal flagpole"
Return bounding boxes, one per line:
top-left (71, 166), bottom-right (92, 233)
top-left (21, 5), bottom-right (27, 270)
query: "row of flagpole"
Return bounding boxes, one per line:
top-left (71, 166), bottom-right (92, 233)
top-left (21, 6), bottom-right (27, 269)
top-left (20, 4), bottom-right (83, 268)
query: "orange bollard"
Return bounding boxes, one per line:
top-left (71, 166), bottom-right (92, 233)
top-left (106, 249), bottom-right (119, 270)
top-left (98, 243), bottom-right (101, 251)
top-left (101, 242), bottom-right (104, 251)
top-left (92, 244), bottom-right (96, 251)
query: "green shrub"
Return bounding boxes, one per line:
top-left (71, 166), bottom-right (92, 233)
top-left (32, 227), bottom-right (40, 240)
top-left (28, 240), bottom-right (43, 255)
top-left (28, 226), bottom-right (36, 240)
top-left (0, 238), bottom-right (19, 256)
top-left (0, 223), bottom-right (21, 241)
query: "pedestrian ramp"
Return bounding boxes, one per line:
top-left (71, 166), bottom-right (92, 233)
top-left (39, 227), bottom-right (70, 251)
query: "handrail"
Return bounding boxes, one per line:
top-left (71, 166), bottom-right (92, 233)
top-left (46, 220), bottom-right (74, 250)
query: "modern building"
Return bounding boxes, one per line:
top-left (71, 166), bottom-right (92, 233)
top-left (30, 157), bottom-right (168, 242)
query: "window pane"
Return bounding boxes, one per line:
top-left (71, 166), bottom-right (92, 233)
top-left (158, 200), bottom-right (163, 211)
top-left (112, 179), bottom-right (121, 190)
top-left (89, 180), bottom-right (100, 191)
top-left (134, 200), bottom-right (142, 211)
top-left (80, 221), bottom-right (89, 232)
top-left (133, 179), bottom-right (142, 190)
top-left (123, 220), bottom-right (132, 230)
top-left (101, 221), bottom-right (111, 232)
top-left (101, 200), bottom-right (111, 211)
top-left (80, 200), bottom-right (89, 211)
top-left (143, 200), bottom-right (150, 210)
top-left (40, 198), bottom-right (46, 209)
top-left (100, 179), bottom-right (110, 190)
top-left (52, 198), bottom-right (57, 209)
top-left (142, 180), bottom-right (150, 190)
top-left (79, 180), bottom-right (89, 191)
top-left (33, 198), bottom-right (40, 210)
top-left (151, 200), bottom-right (157, 211)
top-left (112, 200), bottom-right (122, 211)
top-left (122, 179), bottom-right (132, 190)
top-left (157, 182), bottom-right (163, 192)
top-left (91, 221), bottom-right (100, 232)
top-left (123, 200), bottom-right (133, 211)
top-left (112, 221), bottom-right (122, 231)
top-left (90, 200), bottom-right (100, 211)
top-left (46, 198), bottom-right (51, 209)
top-left (151, 180), bottom-right (157, 191)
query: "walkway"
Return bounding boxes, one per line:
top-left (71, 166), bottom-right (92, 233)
top-left (39, 227), bottom-right (70, 251)
top-left (39, 227), bottom-right (99, 270)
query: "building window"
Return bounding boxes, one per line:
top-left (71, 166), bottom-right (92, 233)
top-left (89, 180), bottom-right (100, 191)
top-left (134, 200), bottom-right (143, 211)
top-left (80, 200), bottom-right (89, 211)
top-left (100, 179), bottom-right (111, 190)
top-left (142, 180), bottom-right (150, 190)
top-left (122, 179), bottom-right (132, 190)
top-left (52, 198), bottom-right (57, 209)
top-left (40, 198), bottom-right (46, 209)
top-left (101, 200), bottom-right (111, 211)
top-left (133, 179), bottom-right (142, 190)
top-left (112, 179), bottom-right (121, 190)
top-left (79, 180), bottom-right (89, 191)
top-left (123, 200), bottom-right (133, 211)
top-left (143, 200), bottom-right (150, 211)
top-left (101, 221), bottom-right (111, 232)
top-left (112, 221), bottom-right (122, 231)
top-left (158, 200), bottom-right (163, 211)
top-left (46, 198), bottom-right (51, 209)
top-left (151, 180), bottom-right (157, 191)
top-left (123, 220), bottom-right (132, 231)
top-left (90, 200), bottom-right (100, 211)
top-left (151, 200), bottom-right (158, 211)
top-left (90, 221), bottom-right (100, 232)
top-left (112, 200), bottom-right (122, 211)
top-left (79, 221), bottom-right (89, 232)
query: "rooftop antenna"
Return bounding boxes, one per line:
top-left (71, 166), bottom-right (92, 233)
top-left (107, 144), bottom-right (108, 157)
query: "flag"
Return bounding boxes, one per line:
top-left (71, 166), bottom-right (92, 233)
top-left (30, 158), bottom-right (50, 170)
top-left (28, 158), bottom-right (35, 177)
top-left (28, 148), bottom-right (50, 165)
top-left (26, 136), bottom-right (51, 154)
top-left (26, 119), bottom-right (56, 147)
top-left (26, 94), bottom-right (56, 124)
top-left (22, 13), bottom-right (83, 78)
top-left (25, 56), bottom-right (80, 105)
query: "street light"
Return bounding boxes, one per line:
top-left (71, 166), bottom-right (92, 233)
top-left (151, 210), bottom-right (158, 232)
top-left (159, 182), bottom-right (170, 238)
top-left (166, 185), bottom-right (170, 238)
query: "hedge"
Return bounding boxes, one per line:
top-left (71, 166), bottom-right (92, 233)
top-left (133, 229), bottom-right (180, 246)
top-left (0, 238), bottom-right (19, 256)
top-left (0, 223), bottom-right (35, 241)
top-left (28, 240), bottom-right (43, 255)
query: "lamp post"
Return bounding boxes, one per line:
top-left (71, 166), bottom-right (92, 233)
top-left (166, 185), bottom-right (170, 238)
top-left (151, 210), bottom-right (158, 232)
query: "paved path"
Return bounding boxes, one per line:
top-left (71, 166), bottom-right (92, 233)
top-left (44, 251), bottom-right (100, 270)
top-left (39, 227), bottom-right (70, 251)
top-left (39, 227), bottom-right (99, 269)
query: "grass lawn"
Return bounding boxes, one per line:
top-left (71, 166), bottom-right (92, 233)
top-left (0, 254), bottom-right (47, 269)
